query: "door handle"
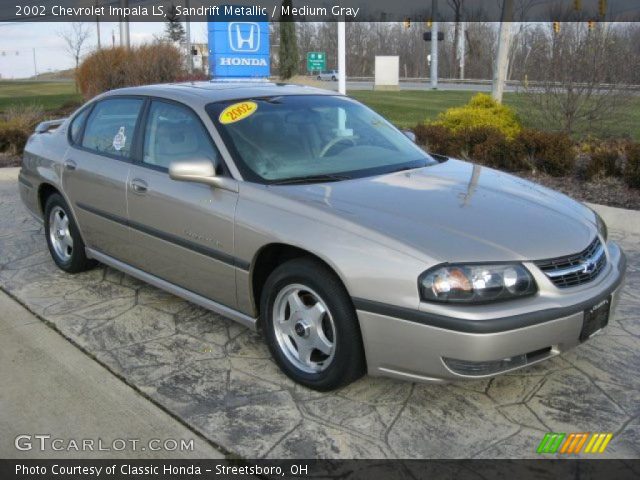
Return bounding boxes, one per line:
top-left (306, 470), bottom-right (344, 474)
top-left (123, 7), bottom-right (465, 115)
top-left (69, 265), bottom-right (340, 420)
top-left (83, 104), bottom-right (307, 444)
top-left (130, 179), bottom-right (148, 194)
top-left (63, 160), bottom-right (77, 171)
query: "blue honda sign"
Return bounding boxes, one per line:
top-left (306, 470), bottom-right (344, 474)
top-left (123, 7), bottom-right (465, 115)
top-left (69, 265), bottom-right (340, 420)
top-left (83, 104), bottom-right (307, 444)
top-left (208, 10), bottom-right (270, 79)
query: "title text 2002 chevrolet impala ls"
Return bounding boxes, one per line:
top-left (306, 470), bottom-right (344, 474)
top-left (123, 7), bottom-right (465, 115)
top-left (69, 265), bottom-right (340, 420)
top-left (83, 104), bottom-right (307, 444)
top-left (18, 82), bottom-right (626, 390)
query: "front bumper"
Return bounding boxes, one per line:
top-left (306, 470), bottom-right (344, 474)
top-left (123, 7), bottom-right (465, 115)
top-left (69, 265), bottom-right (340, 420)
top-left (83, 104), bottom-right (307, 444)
top-left (356, 242), bottom-right (627, 383)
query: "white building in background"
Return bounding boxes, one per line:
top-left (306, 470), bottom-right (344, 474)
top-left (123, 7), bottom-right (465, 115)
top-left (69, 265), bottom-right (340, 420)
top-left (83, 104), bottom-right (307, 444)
top-left (374, 56), bottom-right (399, 90)
top-left (190, 43), bottom-right (209, 74)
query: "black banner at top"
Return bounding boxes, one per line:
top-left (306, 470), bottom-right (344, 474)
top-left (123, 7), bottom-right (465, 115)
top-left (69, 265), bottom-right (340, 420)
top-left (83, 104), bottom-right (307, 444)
top-left (3, 0), bottom-right (640, 22)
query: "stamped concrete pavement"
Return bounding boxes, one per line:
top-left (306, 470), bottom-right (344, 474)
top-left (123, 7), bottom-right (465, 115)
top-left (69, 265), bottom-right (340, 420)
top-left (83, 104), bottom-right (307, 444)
top-left (1, 167), bottom-right (639, 459)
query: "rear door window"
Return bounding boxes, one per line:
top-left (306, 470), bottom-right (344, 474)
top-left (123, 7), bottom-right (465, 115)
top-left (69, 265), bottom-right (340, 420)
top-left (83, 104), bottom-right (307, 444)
top-left (69, 107), bottom-right (90, 144)
top-left (81, 98), bottom-right (144, 158)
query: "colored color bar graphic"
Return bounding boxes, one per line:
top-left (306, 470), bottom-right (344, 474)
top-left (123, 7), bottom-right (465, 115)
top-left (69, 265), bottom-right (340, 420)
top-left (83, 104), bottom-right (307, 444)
top-left (538, 432), bottom-right (613, 454)
top-left (537, 433), bottom-right (566, 453)
top-left (560, 433), bottom-right (589, 454)
top-left (584, 433), bottom-right (613, 453)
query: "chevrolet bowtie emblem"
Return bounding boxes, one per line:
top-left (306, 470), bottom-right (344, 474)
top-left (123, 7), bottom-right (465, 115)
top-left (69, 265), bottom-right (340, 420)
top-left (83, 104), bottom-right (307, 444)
top-left (581, 260), bottom-right (597, 274)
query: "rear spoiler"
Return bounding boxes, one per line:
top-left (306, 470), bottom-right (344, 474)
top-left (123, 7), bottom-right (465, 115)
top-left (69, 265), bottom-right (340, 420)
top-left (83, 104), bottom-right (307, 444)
top-left (34, 118), bottom-right (66, 134)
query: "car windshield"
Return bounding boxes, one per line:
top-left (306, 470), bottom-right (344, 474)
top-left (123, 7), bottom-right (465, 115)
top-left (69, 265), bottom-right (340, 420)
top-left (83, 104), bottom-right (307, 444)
top-left (206, 95), bottom-right (436, 184)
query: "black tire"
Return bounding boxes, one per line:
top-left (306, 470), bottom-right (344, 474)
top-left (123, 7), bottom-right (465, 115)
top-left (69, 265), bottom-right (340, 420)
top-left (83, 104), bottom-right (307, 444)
top-left (331, 76), bottom-right (337, 81)
top-left (316, 76), bottom-right (322, 80)
top-left (44, 193), bottom-right (96, 273)
top-left (261, 257), bottom-right (366, 391)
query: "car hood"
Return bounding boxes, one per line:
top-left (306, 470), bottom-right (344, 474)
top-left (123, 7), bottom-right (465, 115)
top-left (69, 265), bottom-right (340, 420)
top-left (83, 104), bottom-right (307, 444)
top-left (272, 159), bottom-right (597, 263)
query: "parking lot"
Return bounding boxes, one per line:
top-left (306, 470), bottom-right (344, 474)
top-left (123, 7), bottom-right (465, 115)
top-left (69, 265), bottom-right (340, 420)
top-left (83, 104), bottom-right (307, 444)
top-left (1, 167), bottom-right (639, 459)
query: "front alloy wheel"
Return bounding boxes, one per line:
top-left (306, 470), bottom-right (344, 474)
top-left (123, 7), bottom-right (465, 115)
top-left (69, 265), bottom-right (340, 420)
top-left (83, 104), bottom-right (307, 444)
top-left (262, 258), bottom-right (365, 391)
top-left (272, 284), bottom-right (337, 373)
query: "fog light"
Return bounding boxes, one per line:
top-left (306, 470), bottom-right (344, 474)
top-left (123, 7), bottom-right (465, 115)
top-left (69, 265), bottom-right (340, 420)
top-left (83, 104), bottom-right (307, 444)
top-left (443, 347), bottom-right (552, 376)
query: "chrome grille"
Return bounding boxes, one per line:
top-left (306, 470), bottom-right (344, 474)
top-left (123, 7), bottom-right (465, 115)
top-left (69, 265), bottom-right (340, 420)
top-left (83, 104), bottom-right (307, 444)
top-left (535, 237), bottom-right (607, 288)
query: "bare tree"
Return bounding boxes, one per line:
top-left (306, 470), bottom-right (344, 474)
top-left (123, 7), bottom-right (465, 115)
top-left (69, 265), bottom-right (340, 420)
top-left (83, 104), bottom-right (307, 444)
top-left (492, 0), bottom-right (515, 103)
top-left (447, 0), bottom-right (465, 78)
top-left (59, 22), bottom-right (92, 72)
top-left (524, 22), bottom-right (634, 136)
top-left (464, 22), bottom-right (497, 79)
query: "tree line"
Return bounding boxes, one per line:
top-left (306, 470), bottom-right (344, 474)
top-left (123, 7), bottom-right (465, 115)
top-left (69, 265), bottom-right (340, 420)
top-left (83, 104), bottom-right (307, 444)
top-left (270, 21), bottom-right (640, 86)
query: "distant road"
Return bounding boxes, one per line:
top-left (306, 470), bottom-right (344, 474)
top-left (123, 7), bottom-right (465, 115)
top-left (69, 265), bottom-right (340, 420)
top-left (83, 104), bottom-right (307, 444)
top-left (8, 77), bottom-right (638, 95)
top-left (319, 79), bottom-right (640, 94)
top-left (316, 80), bottom-right (517, 92)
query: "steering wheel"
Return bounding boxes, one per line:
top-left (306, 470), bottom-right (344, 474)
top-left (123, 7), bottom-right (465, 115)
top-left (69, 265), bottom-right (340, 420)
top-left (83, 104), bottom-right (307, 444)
top-left (319, 136), bottom-right (357, 158)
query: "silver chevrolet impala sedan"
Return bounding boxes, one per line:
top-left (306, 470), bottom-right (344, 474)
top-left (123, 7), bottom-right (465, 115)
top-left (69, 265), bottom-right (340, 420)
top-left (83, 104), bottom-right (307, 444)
top-left (19, 82), bottom-right (626, 390)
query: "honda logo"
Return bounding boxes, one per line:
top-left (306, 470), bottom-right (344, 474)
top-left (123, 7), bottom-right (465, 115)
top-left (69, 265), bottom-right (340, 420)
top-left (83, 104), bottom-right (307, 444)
top-left (228, 22), bottom-right (260, 53)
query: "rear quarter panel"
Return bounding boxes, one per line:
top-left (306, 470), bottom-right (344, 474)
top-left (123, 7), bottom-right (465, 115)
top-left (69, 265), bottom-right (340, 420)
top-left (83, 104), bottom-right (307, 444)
top-left (19, 121), bottom-right (72, 220)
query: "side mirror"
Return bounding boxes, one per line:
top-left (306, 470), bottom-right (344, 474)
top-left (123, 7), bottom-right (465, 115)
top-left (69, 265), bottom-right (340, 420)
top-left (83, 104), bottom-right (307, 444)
top-left (402, 130), bottom-right (417, 143)
top-left (169, 159), bottom-right (238, 192)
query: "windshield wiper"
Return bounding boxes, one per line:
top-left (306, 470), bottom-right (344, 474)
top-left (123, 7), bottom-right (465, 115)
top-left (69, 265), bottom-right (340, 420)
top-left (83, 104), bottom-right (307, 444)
top-left (386, 162), bottom-right (429, 174)
top-left (269, 174), bottom-right (351, 185)
top-left (388, 166), bottom-right (416, 174)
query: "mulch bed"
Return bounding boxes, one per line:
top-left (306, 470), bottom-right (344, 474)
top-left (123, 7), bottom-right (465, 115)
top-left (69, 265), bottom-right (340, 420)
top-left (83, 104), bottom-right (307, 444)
top-left (517, 171), bottom-right (640, 211)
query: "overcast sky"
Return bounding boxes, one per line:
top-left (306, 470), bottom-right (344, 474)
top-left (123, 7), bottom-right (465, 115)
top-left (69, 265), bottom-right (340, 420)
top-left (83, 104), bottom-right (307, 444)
top-left (0, 22), bottom-right (209, 79)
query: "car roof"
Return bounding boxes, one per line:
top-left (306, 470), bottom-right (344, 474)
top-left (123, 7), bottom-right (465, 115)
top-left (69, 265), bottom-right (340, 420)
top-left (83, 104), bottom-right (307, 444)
top-left (99, 81), bottom-right (338, 108)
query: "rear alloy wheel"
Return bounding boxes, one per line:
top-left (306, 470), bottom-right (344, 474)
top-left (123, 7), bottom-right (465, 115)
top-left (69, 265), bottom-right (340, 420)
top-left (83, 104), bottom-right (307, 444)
top-left (49, 206), bottom-right (73, 263)
top-left (44, 193), bottom-right (96, 273)
top-left (262, 258), bottom-right (365, 390)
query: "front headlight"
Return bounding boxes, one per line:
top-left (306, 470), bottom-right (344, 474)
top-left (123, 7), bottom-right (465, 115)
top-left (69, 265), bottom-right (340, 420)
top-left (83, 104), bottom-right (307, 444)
top-left (419, 264), bottom-right (537, 304)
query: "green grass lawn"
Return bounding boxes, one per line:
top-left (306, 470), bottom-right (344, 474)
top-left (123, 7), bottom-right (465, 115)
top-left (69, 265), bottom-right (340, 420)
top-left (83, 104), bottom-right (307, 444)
top-left (0, 81), bottom-right (637, 140)
top-left (0, 81), bottom-right (81, 112)
top-left (350, 89), bottom-right (640, 141)
top-left (350, 90), bottom-right (477, 128)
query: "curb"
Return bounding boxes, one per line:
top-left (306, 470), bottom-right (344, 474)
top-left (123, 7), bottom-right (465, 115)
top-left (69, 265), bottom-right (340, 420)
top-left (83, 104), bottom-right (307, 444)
top-left (587, 202), bottom-right (640, 236)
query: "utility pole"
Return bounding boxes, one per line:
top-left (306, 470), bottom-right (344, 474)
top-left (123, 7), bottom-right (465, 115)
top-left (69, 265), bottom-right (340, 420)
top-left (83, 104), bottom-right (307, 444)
top-left (186, 20), bottom-right (192, 72)
top-left (119, 21), bottom-right (130, 48)
top-left (32, 48), bottom-right (37, 78)
top-left (119, 0), bottom-right (130, 48)
top-left (458, 21), bottom-right (466, 80)
top-left (338, 21), bottom-right (346, 95)
top-left (95, 1), bottom-right (101, 49)
top-left (430, 0), bottom-right (439, 90)
top-left (492, 0), bottom-right (514, 103)
top-left (185, 0), bottom-right (192, 72)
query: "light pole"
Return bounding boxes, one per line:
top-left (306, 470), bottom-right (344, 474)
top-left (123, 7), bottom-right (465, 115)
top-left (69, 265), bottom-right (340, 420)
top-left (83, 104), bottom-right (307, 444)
top-left (337, 21), bottom-right (346, 95)
top-left (458, 21), bottom-right (465, 80)
top-left (430, 0), bottom-right (439, 90)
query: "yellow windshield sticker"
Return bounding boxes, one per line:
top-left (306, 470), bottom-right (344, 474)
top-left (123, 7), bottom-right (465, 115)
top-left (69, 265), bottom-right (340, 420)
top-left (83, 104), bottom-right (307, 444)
top-left (219, 101), bottom-right (258, 124)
